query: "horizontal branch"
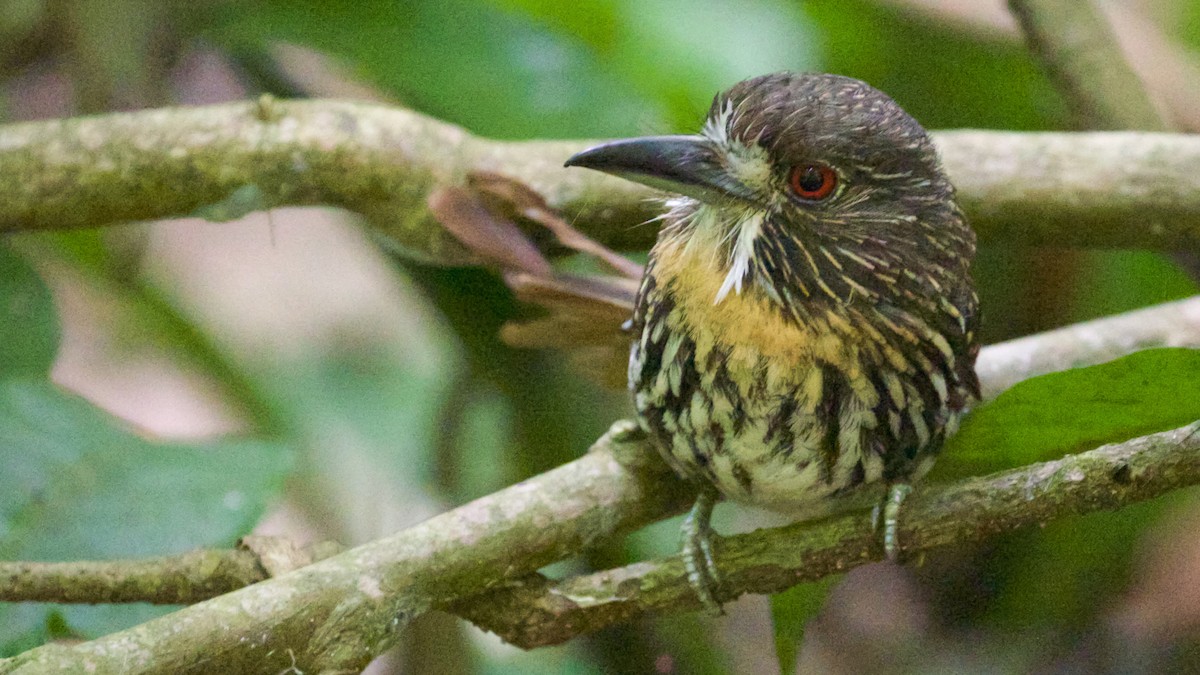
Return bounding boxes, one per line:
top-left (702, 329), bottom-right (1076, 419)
top-left (456, 423), bottom-right (1200, 647)
top-left (1, 100), bottom-right (1199, 257)
top-left (0, 550), bottom-right (264, 606)
top-left (0, 536), bottom-right (340, 605)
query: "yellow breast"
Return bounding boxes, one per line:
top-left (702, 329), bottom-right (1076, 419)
top-left (652, 236), bottom-right (856, 374)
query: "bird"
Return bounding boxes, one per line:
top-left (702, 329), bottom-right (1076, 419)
top-left (564, 72), bottom-right (980, 613)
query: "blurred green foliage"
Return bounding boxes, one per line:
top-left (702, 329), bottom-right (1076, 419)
top-left (771, 575), bottom-right (841, 675)
top-left (933, 348), bottom-right (1200, 480)
top-left (1, 0), bottom-right (1198, 672)
top-left (0, 243), bottom-right (58, 377)
top-left (207, 0), bottom-right (821, 138)
top-left (0, 240), bottom-right (293, 655)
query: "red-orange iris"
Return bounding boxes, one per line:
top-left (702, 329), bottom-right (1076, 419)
top-left (788, 163), bottom-right (838, 201)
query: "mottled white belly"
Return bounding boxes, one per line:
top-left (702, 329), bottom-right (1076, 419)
top-left (632, 332), bottom-right (894, 515)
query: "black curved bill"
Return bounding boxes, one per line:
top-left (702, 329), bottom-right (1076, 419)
top-left (564, 135), bottom-right (748, 203)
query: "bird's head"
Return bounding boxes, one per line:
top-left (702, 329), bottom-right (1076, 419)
top-left (566, 72), bottom-right (975, 318)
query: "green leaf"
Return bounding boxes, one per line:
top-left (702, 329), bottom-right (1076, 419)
top-left (210, 0), bottom-right (818, 140)
top-left (495, 0), bottom-right (821, 130)
top-left (0, 378), bottom-right (293, 655)
top-left (933, 348), bottom-right (1200, 480)
top-left (0, 242), bottom-right (59, 377)
top-left (210, 0), bottom-right (665, 139)
top-left (771, 576), bottom-right (839, 675)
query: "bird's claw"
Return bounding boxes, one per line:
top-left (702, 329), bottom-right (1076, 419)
top-left (879, 483), bottom-right (912, 562)
top-left (682, 490), bottom-right (724, 616)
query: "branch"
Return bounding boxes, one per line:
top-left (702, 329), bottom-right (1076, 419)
top-left (1006, 0), bottom-right (1200, 283)
top-left (974, 294), bottom-right (1200, 400)
top-left (0, 429), bottom-right (694, 674)
top-left (0, 537), bottom-right (340, 605)
top-left (2, 100), bottom-right (1199, 253)
top-left (1, 296), bottom-right (1197, 673)
top-left (455, 423), bottom-right (1200, 648)
top-left (1008, 0), bottom-right (1167, 131)
top-left (0, 550), bottom-right (263, 606)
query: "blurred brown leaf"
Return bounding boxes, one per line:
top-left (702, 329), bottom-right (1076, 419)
top-left (427, 185), bottom-right (553, 276)
top-left (470, 171), bottom-right (644, 279)
top-left (502, 272), bottom-right (635, 388)
top-left (430, 174), bottom-right (640, 388)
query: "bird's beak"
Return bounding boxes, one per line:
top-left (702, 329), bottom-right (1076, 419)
top-left (565, 135), bottom-right (748, 204)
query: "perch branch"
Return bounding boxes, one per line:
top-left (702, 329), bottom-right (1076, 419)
top-left (1, 296), bottom-right (1197, 673)
top-left (1, 100), bottom-right (1199, 253)
top-left (456, 423), bottom-right (1200, 648)
top-left (0, 429), bottom-right (693, 674)
top-left (2, 296), bottom-right (1196, 607)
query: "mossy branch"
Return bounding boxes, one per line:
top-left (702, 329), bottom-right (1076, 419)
top-left (1, 296), bottom-right (1198, 674)
top-left (1, 99), bottom-right (1199, 255)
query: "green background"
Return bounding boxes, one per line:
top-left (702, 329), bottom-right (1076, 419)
top-left (1, 0), bottom-right (1198, 672)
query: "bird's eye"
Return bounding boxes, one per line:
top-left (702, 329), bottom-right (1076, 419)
top-left (787, 163), bottom-right (838, 201)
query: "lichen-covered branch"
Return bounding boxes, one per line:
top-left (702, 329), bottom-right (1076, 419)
top-left (0, 550), bottom-right (264, 606)
top-left (1, 296), bottom-right (1197, 673)
top-left (0, 430), bottom-right (694, 674)
top-left (1, 100), bottom-right (1199, 255)
top-left (456, 423), bottom-right (1200, 648)
top-left (0, 536), bottom-right (340, 605)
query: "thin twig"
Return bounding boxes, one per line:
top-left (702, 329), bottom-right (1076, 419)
top-left (0, 550), bottom-right (265, 606)
top-left (0, 536), bottom-right (341, 605)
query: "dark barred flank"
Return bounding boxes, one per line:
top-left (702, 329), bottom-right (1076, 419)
top-left (567, 71), bottom-right (980, 610)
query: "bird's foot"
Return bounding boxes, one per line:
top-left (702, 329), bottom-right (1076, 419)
top-left (681, 489), bottom-right (724, 616)
top-left (871, 483), bottom-right (912, 562)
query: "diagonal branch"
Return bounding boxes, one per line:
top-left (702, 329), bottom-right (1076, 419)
top-left (1, 100), bottom-right (1199, 254)
top-left (1008, 0), bottom-right (1167, 131)
top-left (1006, 0), bottom-right (1200, 284)
top-left (455, 423), bottom-right (1200, 648)
top-left (1, 296), bottom-right (1197, 673)
top-left (0, 426), bottom-right (694, 674)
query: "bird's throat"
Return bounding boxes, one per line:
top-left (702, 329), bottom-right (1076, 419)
top-left (714, 211), bottom-right (762, 304)
top-left (650, 230), bottom-right (843, 371)
top-left (665, 201), bottom-right (765, 306)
